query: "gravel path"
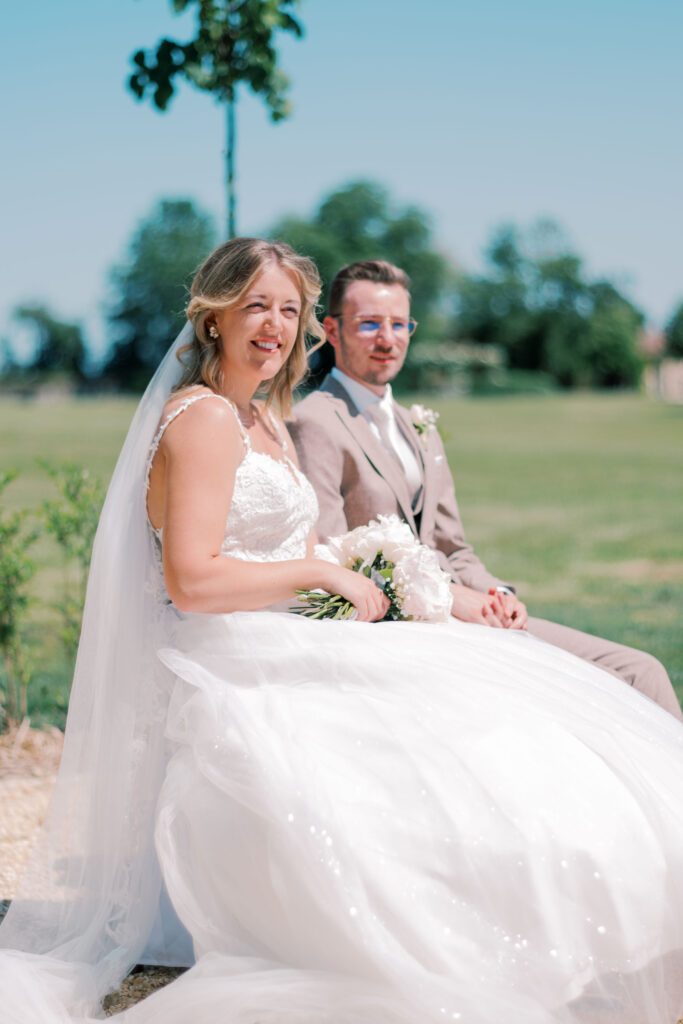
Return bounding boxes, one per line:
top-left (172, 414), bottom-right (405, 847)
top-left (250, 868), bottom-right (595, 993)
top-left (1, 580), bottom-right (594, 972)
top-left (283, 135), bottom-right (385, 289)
top-left (0, 775), bottom-right (55, 901)
top-left (0, 721), bottom-right (63, 902)
top-left (0, 724), bottom-right (180, 1012)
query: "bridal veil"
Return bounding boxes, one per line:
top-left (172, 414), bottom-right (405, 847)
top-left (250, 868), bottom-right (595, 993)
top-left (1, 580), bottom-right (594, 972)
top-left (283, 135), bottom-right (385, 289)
top-left (0, 326), bottom-right (194, 1010)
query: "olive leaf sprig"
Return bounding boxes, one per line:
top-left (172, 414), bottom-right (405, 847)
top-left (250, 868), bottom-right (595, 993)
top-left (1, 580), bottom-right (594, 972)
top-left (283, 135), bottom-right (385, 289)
top-left (293, 553), bottom-right (404, 621)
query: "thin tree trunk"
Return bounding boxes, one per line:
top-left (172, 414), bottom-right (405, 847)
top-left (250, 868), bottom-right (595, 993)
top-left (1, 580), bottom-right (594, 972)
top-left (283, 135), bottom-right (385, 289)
top-left (4, 649), bottom-right (17, 723)
top-left (18, 646), bottom-right (28, 720)
top-left (226, 95), bottom-right (237, 239)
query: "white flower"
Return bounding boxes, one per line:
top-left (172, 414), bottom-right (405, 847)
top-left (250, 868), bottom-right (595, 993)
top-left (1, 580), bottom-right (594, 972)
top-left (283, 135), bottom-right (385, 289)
top-left (370, 515), bottom-right (417, 565)
top-left (321, 515), bottom-right (414, 569)
top-left (341, 520), bottom-right (388, 566)
top-left (392, 545), bottom-right (453, 622)
top-left (410, 403), bottom-right (440, 443)
top-left (307, 514), bottom-right (453, 624)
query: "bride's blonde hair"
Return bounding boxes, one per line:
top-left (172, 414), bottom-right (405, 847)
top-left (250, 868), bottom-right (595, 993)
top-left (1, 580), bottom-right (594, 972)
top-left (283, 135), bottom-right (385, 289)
top-left (176, 237), bottom-right (325, 413)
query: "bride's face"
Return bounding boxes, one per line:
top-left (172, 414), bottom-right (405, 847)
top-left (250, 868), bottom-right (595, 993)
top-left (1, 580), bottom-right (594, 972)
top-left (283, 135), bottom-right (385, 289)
top-left (213, 262), bottom-right (302, 383)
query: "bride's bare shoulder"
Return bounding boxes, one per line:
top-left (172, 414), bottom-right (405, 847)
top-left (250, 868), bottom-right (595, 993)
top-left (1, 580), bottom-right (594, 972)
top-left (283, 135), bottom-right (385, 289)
top-left (156, 388), bottom-right (240, 447)
top-left (160, 386), bottom-right (230, 421)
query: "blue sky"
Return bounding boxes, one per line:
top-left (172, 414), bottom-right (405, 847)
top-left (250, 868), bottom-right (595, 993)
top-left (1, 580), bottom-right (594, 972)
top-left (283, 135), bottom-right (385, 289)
top-left (2, 0), bottom-right (682, 362)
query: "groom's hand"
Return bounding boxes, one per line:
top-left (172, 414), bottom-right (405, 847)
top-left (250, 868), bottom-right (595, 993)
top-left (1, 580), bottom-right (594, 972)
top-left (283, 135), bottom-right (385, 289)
top-left (449, 584), bottom-right (529, 629)
top-left (487, 588), bottom-right (528, 630)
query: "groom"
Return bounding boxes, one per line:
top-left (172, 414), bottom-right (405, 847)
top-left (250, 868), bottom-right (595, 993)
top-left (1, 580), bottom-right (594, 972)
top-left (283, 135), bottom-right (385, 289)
top-left (290, 259), bottom-right (682, 719)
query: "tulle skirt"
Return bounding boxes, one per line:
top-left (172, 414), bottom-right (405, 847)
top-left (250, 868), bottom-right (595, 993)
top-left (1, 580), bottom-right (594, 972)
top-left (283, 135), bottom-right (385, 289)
top-left (142, 611), bottom-right (683, 1023)
top-left (2, 611), bottom-right (682, 1022)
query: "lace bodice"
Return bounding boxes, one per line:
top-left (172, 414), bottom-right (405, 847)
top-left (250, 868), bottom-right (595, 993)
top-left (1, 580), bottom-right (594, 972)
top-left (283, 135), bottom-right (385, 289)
top-left (221, 448), bottom-right (317, 561)
top-left (146, 393), bottom-right (319, 567)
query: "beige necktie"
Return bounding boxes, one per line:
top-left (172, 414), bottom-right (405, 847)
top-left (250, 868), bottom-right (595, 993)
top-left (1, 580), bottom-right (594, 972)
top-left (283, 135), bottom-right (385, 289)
top-left (368, 400), bottom-right (423, 497)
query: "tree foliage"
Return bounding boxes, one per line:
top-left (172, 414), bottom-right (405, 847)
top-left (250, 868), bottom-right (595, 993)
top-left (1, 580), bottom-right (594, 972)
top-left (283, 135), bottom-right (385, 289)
top-left (0, 472), bottom-right (39, 726)
top-left (39, 461), bottom-right (104, 662)
top-left (270, 181), bottom-right (455, 339)
top-left (13, 305), bottom-right (87, 379)
top-left (128, 0), bottom-right (303, 236)
top-left (104, 198), bottom-right (216, 391)
top-left (455, 220), bottom-right (644, 388)
top-left (664, 301), bottom-right (683, 358)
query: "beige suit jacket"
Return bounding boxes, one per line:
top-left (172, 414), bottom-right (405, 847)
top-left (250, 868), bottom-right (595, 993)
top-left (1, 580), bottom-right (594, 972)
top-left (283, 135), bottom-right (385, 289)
top-left (289, 375), bottom-right (509, 594)
top-left (291, 379), bottom-right (683, 718)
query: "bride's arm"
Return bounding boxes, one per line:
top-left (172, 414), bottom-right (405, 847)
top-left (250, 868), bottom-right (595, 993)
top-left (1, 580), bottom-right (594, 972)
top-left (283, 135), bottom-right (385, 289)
top-left (159, 400), bottom-right (387, 620)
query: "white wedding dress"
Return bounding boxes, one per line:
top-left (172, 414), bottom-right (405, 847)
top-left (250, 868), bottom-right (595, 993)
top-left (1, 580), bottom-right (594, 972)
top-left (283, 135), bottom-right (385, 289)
top-left (2, 391), bottom-right (683, 1023)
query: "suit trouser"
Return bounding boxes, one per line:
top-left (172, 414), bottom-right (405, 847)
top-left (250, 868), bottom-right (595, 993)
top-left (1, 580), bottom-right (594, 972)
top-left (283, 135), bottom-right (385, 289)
top-left (527, 616), bottom-right (683, 721)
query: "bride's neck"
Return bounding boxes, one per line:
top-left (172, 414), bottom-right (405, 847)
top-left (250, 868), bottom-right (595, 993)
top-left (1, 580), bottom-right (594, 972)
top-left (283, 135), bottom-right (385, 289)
top-left (219, 381), bottom-right (260, 427)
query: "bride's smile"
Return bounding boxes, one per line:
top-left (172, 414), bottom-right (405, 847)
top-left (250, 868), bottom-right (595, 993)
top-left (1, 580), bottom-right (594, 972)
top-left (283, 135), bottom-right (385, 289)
top-left (211, 262), bottom-right (301, 387)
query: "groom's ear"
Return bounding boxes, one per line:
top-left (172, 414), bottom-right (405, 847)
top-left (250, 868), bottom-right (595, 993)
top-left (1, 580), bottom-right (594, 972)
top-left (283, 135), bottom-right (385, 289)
top-left (323, 315), bottom-right (341, 350)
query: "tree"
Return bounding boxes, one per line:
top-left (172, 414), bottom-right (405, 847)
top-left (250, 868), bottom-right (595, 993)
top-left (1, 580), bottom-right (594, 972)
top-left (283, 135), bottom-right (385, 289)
top-left (40, 461), bottom-right (105, 664)
top-left (0, 472), bottom-right (39, 725)
top-left (13, 305), bottom-right (87, 380)
top-left (0, 338), bottom-right (19, 376)
top-left (455, 220), bottom-right (644, 388)
top-left (128, 0), bottom-right (303, 237)
top-left (270, 181), bottom-right (456, 339)
top-left (664, 301), bottom-right (683, 358)
top-left (104, 198), bottom-right (216, 391)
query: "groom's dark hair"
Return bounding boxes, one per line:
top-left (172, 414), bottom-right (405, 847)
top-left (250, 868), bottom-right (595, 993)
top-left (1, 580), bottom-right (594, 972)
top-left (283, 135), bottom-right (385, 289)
top-left (328, 260), bottom-right (411, 316)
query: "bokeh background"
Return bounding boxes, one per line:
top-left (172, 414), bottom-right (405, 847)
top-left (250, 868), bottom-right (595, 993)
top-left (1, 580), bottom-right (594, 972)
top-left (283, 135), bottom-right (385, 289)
top-left (3, 0), bottom-right (683, 362)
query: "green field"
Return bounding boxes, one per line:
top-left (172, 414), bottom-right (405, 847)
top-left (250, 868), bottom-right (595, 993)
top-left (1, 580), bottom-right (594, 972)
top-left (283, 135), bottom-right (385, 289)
top-left (434, 392), bottom-right (683, 701)
top-left (1, 392), bottom-right (682, 723)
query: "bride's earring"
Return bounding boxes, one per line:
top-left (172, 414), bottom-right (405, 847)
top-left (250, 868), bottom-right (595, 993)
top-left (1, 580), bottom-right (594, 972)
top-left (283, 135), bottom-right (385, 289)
top-left (208, 324), bottom-right (219, 340)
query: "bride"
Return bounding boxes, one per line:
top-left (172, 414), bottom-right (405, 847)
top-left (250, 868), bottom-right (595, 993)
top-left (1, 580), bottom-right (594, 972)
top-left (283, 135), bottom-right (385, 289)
top-left (1, 237), bottom-right (682, 1024)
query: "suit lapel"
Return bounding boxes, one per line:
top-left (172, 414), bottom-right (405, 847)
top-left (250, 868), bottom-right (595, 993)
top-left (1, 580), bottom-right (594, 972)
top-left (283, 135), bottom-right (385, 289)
top-left (394, 402), bottom-right (441, 544)
top-left (319, 377), bottom-right (419, 530)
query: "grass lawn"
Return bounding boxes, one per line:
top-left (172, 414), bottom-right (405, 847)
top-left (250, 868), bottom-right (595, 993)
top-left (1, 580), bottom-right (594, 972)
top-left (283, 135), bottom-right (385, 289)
top-left (1, 391), bottom-right (682, 723)
top-left (1, 397), bottom-right (138, 726)
top-left (431, 391), bottom-right (683, 700)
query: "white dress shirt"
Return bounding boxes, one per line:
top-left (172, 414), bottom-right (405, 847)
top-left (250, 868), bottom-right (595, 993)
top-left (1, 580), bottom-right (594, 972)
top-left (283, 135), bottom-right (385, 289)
top-left (330, 368), bottom-right (423, 500)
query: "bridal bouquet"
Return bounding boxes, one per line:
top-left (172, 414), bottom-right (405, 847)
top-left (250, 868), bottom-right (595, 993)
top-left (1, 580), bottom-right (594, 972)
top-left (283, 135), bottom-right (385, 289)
top-left (293, 514), bottom-right (453, 622)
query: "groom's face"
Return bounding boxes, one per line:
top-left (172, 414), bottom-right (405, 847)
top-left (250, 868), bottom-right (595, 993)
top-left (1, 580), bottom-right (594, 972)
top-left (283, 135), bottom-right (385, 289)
top-left (324, 281), bottom-right (412, 396)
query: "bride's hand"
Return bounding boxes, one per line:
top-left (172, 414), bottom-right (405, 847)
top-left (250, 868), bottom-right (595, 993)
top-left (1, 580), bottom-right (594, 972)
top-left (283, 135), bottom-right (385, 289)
top-left (325, 565), bottom-right (391, 622)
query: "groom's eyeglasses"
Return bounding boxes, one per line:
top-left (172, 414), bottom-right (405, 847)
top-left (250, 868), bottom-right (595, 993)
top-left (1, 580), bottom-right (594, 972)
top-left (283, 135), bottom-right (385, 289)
top-left (334, 314), bottom-right (418, 339)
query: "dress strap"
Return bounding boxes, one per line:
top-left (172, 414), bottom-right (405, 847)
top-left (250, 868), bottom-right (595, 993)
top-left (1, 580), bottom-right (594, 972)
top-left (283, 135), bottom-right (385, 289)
top-left (265, 406), bottom-right (289, 454)
top-left (145, 392), bottom-right (250, 493)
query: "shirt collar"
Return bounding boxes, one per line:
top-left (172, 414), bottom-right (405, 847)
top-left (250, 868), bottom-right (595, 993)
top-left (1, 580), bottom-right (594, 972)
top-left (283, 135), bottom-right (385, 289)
top-left (330, 367), bottom-right (392, 414)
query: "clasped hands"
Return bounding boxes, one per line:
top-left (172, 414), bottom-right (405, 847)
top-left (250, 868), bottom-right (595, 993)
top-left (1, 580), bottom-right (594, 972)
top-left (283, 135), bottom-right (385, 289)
top-left (449, 583), bottom-right (528, 630)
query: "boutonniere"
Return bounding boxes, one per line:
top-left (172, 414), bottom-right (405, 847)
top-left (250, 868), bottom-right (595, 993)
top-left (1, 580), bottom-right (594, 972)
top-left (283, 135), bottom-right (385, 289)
top-left (410, 404), bottom-right (440, 445)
